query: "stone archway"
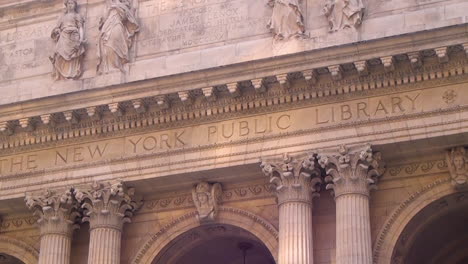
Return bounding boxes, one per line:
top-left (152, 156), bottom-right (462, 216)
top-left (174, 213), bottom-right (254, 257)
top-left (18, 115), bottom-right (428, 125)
top-left (390, 191), bottom-right (468, 263)
top-left (0, 236), bottom-right (39, 264)
top-left (131, 207), bottom-right (279, 264)
top-left (372, 178), bottom-right (465, 264)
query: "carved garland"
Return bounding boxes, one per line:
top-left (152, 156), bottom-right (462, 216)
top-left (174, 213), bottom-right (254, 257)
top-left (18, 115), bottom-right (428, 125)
top-left (372, 178), bottom-right (450, 264)
top-left (131, 207), bottom-right (278, 264)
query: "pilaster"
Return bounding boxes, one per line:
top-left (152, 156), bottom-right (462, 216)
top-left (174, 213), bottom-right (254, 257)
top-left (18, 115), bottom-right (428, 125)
top-left (25, 188), bottom-right (80, 264)
top-left (75, 180), bottom-right (140, 264)
top-left (261, 153), bottom-right (321, 264)
top-left (318, 145), bottom-right (384, 264)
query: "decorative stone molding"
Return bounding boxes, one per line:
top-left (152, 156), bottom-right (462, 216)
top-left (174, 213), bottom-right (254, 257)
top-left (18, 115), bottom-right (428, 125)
top-left (191, 182), bottom-right (222, 223)
top-left (0, 43), bottom-right (466, 146)
top-left (0, 236), bottom-right (39, 264)
top-left (25, 188), bottom-right (80, 236)
top-left (328, 65), bottom-right (343, 80)
top-left (0, 216), bottom-right (37, 232)
top-left (261, 153), bottom-right (321, 204)
top-left (435, 46), bottom-right (448, 63)
top-left (318, 144), bottom-right (384, 197)
top-left (75, 180), bottom-right (140, 231)
top-left (446, 147), bottom-right (468, 189)
top-left (142, 183), bottom-right (274, 213)
top-left (372, 178), bottom-right (452, 264)
top-left (131, 207), bottom-right (278, 264)
top-left (354, 61), bottom-right (369, 76)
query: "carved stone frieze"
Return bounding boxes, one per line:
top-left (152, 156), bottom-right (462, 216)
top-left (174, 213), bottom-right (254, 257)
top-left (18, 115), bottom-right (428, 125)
top-left (0, 216), bottom-right (37, 232)
top-left (318, 144), bottom-right (385, 197)
top-left (446, 147), bottom-right (468, 189)
top-left (267, 0), bottom-right (305, 40)
top-left (75, 180), bottom-right (141, 230)
top-left (97, 0), bottom-right (139, 74)
top-left (142, 183), bottom-right (274, 213)
top-left (322, 0), bottom-right (365, 32)
top-left (0, 44), bottom-right (467, 150)
top-left (25, 188), bottom-right (81, 236)
top-left (261, 153), bottom-right (321, 204)
top-left (50, 0), bottom-right (86, 80)
top-left (191, 182), bottom-right (222, 223)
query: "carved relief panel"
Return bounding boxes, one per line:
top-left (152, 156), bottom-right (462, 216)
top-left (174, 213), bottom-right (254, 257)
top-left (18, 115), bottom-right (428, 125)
top-left (50, 0), bottom-right (86, 80)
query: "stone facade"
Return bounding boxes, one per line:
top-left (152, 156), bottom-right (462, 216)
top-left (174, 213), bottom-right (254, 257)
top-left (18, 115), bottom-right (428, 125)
top-left (1, 0), bottom-right (468, 263)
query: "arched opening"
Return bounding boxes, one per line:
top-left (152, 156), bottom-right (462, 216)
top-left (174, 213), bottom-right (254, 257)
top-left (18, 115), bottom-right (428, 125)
top-left (0, 254), bottom-right (24, 264)
top-left (152, 224), bottom-right (276, 264)
top-left (392, 191), bottom-right (468, 264)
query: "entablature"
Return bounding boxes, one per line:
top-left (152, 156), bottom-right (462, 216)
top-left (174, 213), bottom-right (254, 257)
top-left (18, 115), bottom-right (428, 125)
top-left (0, 34), bottom-right (467, 151)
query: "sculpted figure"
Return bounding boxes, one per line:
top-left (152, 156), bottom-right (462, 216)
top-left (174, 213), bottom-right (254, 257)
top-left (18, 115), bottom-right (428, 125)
top-left (322, 0), bottom-right (365, 32)
top-left (192, 182), bottom-right (222, 223)
top-left (447, 147), bottom-right (468, 188)
top-left (267, 0), bottom-right (305, 40)
top-left (97, 0), bottom-right (139, 74)
top-left (50, 0), bottom-right (86, 80)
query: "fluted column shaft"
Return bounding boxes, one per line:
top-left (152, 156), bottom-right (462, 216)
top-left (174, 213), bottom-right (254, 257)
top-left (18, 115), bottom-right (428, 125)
top-left (278, 201), bottom-right (314, 264)
top-left (39, 233), bottom-right (72, 264)
top-left (25, 188), bottom-right (80, 264)
top-left (335, 193), bottom-right (372, 264)
top-left (318, 145), bottom-right (384, 264)
top-left (261, 153), bottom-right (322, 264)
top-left (75, 181), bottom-right (140, 264)
top-left (88, 227), bottom-right (122, 264)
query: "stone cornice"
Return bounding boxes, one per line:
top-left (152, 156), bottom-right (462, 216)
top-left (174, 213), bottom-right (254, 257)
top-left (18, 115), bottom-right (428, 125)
top-left (0, 25), bottom-right (466, 125)
top-left (0, 44), bottom-right (467, 153)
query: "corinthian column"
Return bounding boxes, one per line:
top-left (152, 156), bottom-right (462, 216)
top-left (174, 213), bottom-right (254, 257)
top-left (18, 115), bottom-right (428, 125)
top-left (318, 145), bottom-right (384, 264)
top-left (25, 188), bottom-right (80, 264)
top-left (76, 181), bottom-right (140, 264)
top-left (261, 153), bottom-right (322, 264)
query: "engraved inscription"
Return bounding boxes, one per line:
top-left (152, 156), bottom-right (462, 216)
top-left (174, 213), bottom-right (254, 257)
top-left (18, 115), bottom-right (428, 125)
top-left (137, 0), bottom-right (269, 55)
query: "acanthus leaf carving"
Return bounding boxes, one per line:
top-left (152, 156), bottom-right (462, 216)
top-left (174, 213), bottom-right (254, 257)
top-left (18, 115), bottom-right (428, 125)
top-left (261, 153), bottom-right (322, 204)
top-left (191, 182), bottom-right (222, 223)
top-left (75, 180), bottom-right (141, 230)
top-left (446, 146), bottom-right (468, 189)
top-left (318, 144), bottom-right (385, 197)
top-left (50, 0), bottom-right (86, 81)
top-left (25, 188), bottom-right (81, 236)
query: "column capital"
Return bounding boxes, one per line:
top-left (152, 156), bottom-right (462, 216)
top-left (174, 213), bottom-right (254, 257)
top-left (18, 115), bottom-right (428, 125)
top-left (261, 153), bottom-right (322, 204)
top-left (318, 144), bottom-right (385, 198)
top-left (75, 180), bottom-right (141, 231)
top-left (25, 188), bottom-right (80, 237)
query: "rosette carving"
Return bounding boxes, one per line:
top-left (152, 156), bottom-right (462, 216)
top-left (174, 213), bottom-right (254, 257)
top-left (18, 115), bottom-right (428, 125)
top-left (25, 188), bottom-right (81, 236)
top-left (318, 144), bottom-right (385, 197)
top-left (75, 181), bottom-right (140, 230)
top-left (261, 153), bottom-right (322, 204)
